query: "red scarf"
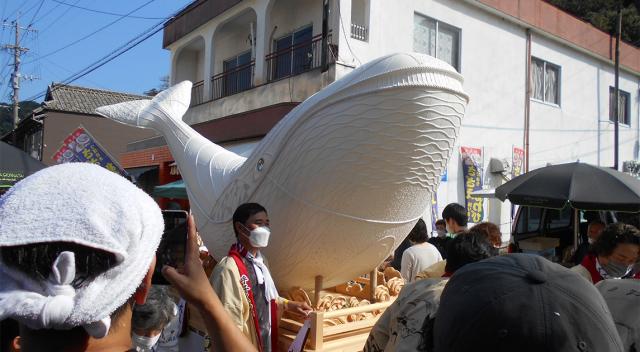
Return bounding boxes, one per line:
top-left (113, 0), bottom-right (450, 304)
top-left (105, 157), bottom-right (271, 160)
top-left (228, 244), bottom-right (278, 352)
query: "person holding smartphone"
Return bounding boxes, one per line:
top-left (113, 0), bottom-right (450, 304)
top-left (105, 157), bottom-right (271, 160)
top-left (210, 203), bottom-right (313, 352)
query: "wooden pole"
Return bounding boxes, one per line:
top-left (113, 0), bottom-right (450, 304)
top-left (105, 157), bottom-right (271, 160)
top-left (369, 269), bottom-right (377, 303)
top-left (314, 275), bottom-right (323, 307)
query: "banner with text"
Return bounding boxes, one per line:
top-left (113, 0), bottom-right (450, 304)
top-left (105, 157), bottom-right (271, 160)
top-left (53, 126), bottom-right (128, 176)
top-left (512, 147), bottom-right (524, 178)
top-left (461, 146), bottom-right (484, 223)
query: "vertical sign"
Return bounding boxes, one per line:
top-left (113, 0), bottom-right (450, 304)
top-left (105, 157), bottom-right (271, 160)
top-left (512, 147), bottom-right (524, 178)
top-left (460, 146), bottom-right (484, 223)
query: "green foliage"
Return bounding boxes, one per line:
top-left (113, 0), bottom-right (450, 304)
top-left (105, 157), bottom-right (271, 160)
top-left (548, 0), bottom-right (640, 45)
top-left (0, 101), bottom-right (40, 136)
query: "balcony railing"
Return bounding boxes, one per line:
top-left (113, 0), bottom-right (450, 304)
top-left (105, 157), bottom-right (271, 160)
top-left (211, 61), bottom-right (255, 100)
top-left (266, 33), bottom-right (334, 82)
top-left (191, 80), bottom-right (204, 106)
top-left (351, 23), bottom-right (368, 41)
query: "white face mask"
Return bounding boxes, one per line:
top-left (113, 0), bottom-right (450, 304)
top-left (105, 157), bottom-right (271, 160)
top-left (588, 237), bottom-right (595, 245)
top-left (242, 225), bottom-right (271, 248)
top-left (132, 332), bottom-right (161, 351)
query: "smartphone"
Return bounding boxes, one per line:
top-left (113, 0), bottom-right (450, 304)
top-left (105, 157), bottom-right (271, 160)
top-left (152, 210), bottom-right (188, 285)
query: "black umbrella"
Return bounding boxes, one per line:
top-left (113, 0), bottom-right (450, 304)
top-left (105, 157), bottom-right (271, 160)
top-left (0, 142), bottom-right (47, 192)
top-left (495, 162), bottom-right (640, 212)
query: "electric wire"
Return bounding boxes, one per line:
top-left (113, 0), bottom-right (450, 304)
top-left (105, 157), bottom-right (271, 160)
top-left (51, 0), bottom-right (169, 20)
top-left (23, 0), bottom-right (157, 65)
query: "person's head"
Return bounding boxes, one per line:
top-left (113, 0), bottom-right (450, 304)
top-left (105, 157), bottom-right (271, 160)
top-left (407, 219), bottom-right (429, 244)
top-left (441, 203), bottom-right (467, 233)
top-left (444, 230), bottom-right (497, 274)
top-left (0, 163), bottom-right (164, 352)
top-left (591, 223), bottom-right (640, 278)
top-left (232, 203), bottom-right (270, 250)
top-left (131, 286), bottom-right (177, 351)
top-left (435, 219), bottom-right (447, 237)
top-left (434, 254), bottom-right (625, 352)
top-left (587, 220), bottom-right (605, 243)
top-left (469, 222), bottom-right (502, 248)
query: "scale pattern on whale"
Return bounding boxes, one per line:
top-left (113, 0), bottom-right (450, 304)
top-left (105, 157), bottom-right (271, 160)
top-left (96, 53), bottom-right (468, 290)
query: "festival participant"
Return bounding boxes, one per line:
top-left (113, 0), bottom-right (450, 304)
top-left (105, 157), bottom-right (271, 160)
top-left (363, 231), bottom-right (496, 351)
top-left (416, 222), bottom-right (500, 279)
top-left (400, 219), bottom-right (442, 282)
top-left (429, 203), bottom-right (468, 258)
top-left (434, 219), bottom-right (447, 237)
top-left (442, 203), bottom-right (468, 237)
top-left (570, 220), bottom-right (605, 265)
top-left (434, 254), bottom-right (625, 352)
top-left (468, 221), bottom-right (502, 248)
top-left (131, 286), bottom-right (177, 351)
top-left (210, 203), bottom-right (313, 352)
top-left (0, 163), bottom-right (257, 352)
top-left (572, 223), bottom-right (640, 284)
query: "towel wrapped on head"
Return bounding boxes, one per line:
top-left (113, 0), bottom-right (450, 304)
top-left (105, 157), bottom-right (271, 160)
top-left (0, 163), bottom-right (164, 338)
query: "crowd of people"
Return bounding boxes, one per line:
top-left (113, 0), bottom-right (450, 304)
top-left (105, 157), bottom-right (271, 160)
top-left (2, 163), bottom-right (640, 352)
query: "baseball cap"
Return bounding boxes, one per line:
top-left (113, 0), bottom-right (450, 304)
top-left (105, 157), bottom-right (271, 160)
top-left (433, 254), bottom-right (624, 352)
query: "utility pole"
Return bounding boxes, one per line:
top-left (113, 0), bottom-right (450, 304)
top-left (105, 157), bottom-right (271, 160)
top-left (613, 2), bottom-right (622, 170)
top-left (2, 14), bottom-right (36, 145)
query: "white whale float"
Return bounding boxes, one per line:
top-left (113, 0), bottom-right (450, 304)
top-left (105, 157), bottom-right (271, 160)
top-left (96, 53), bottom-right (468, 289)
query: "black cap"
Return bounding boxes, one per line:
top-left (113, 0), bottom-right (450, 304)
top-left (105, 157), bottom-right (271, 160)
top-left (433, 254), bottom-right (624, 352)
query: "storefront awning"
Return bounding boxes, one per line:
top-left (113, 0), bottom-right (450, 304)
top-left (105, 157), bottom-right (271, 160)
top-left (0, 142), bottom-right (47, 191)
top-left (153, 179), bottom-right (187, 199)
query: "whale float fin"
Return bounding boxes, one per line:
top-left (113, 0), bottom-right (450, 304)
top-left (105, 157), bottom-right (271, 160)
top-left (95, 81), bottom-right (193, 129)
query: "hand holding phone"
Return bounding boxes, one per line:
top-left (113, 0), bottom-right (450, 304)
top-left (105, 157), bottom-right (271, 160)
top-left (152, 210), bottom-right (188, 285)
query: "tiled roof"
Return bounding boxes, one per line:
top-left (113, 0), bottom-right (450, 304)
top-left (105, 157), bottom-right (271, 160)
top-left (43, 83), bottom-right (150, 116)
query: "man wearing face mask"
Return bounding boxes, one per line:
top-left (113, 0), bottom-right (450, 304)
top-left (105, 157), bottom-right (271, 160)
top-left (570, 220), bottom-right (605, 265)
top-left (210, 203), bottom-right (313, 352)
top-left (572, 223), bottom-right (640, 284)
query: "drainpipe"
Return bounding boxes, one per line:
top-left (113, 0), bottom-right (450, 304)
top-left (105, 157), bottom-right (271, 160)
top-left (524, 29), bottom-right (531, 172)
top-left (321, 0), bottom-right (330, 72)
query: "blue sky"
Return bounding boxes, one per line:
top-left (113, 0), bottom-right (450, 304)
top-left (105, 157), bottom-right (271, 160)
top-left (0, 0), bottom-right (193, 102)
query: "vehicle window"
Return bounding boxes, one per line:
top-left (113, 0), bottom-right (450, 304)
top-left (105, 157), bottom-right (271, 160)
top-left (547, 207), bottom-right (572, 230)
top-left (615, 212), bottom-right (640, 227)
top-left (516, 207), bottom-right (543, 233)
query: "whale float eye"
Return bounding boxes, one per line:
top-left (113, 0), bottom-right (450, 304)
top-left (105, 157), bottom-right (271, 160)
top-left (257, 158), bottom-right (264, 172)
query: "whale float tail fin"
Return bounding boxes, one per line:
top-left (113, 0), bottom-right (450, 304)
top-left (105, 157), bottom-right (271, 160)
top-left (95, 81), bottom-right (192, 130)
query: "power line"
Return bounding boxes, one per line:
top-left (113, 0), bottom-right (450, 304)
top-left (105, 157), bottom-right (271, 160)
top-left (25, 19), bottom-right (165, 101)
top-left (51, 0), bottom-right (169, 20)
top-left (23, 0), bottom-right (157, 65)
top-left (36, 0), bottom-right (81, 32)
top-left (27, 0), bottom-right (46, 26)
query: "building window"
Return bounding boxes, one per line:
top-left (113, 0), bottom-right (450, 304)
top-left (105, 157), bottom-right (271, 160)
top-left (273, 26), bottom-right (313, 80)
top-left (413, 13), bottom-right (460, 71)
top-left (531, 57), bottom-right (561, 105)
top-left (351, 0), bottom-right (369, 41)
top-left (609, 87), bottom-right (631, 125)
top-left (222, 51), bottom-right (253, 97)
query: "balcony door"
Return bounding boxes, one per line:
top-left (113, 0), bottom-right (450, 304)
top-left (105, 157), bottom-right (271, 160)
top-left (274, 25), bottom-right (313, 80)
top-left (223, 51), bottom-right (252, 96)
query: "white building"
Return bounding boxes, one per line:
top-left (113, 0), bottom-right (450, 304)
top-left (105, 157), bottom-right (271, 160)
top-left (159, 0), bottom-right (640, 239)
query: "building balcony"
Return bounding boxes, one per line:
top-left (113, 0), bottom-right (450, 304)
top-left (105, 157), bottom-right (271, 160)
top-left (211, 61), bottom-right (255, 100)
top-left (191, 80), bottom-right (204, 106)
top-left (266, 33), bottom-right (334, 82)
